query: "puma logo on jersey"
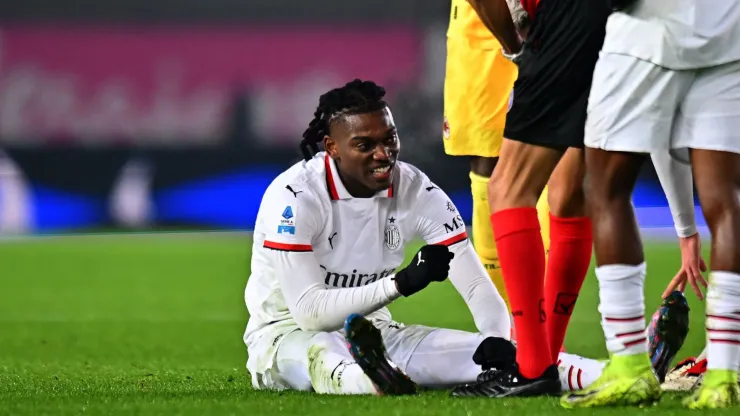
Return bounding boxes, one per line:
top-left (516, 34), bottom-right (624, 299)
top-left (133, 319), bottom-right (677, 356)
top-left (285, 185), bottom-right (303, 197)
top-left (319, 265), bottom-right (396, 288)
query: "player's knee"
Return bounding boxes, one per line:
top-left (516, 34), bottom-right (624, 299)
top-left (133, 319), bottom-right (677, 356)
top-left (308, 332), bottom-right (338, 351)
top-left (583, 172), bottom-right (629, 212)
top-left (548, 181), bottom-right (586, 217)
top-left (487, 169), bottom-right (540, 212)
top-left (698, 190), bottom-right (740, 231)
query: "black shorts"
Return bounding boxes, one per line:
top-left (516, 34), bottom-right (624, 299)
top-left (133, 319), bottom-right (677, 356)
top-left (504, 0), bottom-right (611, 149)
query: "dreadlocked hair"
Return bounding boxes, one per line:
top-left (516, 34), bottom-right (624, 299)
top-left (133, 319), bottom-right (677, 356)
top-left (300, 79), bottom-right (388, 161)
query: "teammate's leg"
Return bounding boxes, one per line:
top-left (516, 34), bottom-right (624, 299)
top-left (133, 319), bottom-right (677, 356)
top-left (561, 50), bottom-right (689, 407)
top-left (684, 149), bottom-right (740, 408)
top-left (544, 148), bottom-right (592, 360)
top-left (488, 138), bottom-right (563, 382)
top-left (665, 60), bottom-right (740, 408)
top-left (557, 352), bottom-right (607, 393)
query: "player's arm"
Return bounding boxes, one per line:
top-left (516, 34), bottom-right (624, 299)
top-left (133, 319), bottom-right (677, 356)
top-left (415, 185), bottom-right (511, 339)
top-left (466, 0), bottom-right (523, 55)
top-left (651, 151), bottom-right (708, 299)
top-left (650, 151), bottom-right (697, 238)
top-left (258, 190), bottom-right (401, 333)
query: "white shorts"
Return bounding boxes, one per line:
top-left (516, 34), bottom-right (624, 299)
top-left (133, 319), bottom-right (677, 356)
top-left (585, 53), bottom-right (740, 154)
top-left (248, 319), bottom-right (483, 391)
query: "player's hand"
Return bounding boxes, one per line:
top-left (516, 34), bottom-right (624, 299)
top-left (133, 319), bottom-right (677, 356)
top-left (473, 336), bottom-right (516, 371)
top-left (393, 245), bottom-right (454, 297)
top-left (662, 233), bottom-right (708, 300)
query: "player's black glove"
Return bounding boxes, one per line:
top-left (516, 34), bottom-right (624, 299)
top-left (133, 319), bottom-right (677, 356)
top-left (609, 0), bottom-right (638, 11)
top-left (393, 245), bottom-right (454, 297)
top-left (472, 336), bottom-right (517, 371)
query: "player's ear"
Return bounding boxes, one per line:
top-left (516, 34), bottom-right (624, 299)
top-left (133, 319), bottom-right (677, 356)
top-left (324, 135), bottom-right (339, 159)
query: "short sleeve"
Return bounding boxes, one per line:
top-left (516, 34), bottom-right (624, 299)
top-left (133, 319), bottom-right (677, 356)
top-left (255, 184), bottom-right (321, 252)
top-left (414, 183), bottom-right (469, 246)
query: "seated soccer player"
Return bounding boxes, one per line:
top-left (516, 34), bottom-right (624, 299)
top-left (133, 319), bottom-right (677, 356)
top-left (242, 79), bottom-right (605, 395)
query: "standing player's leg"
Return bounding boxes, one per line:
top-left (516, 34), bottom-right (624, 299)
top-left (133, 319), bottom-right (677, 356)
top-left (544, 148), bottom-right (592, 360)
top-left (470, 157), bottom-right (510, 307)
top-left (487, 138), bottom-right (564, 386)
top-left (683, 150), bottom-right (740, 408)
top-left (663, 59), bottom-right (740, 409)
top-left (560, 51), bottom-right (690, 408)
top-left (470, 156), bottom-right (551, 312)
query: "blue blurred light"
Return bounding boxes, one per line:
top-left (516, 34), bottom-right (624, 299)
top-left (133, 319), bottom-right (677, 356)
top-left (32, 186), bottom-right (106, 232)
top-left (154, 167), bottom-right (282, 229)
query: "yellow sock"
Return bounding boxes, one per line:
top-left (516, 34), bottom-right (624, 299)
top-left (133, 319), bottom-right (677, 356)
top-left (469, 172), bottom-right (552, 312)
top-left (470, 172), bottom-right (509, 310)
top-left (537, 185), bottom-right (551, 260)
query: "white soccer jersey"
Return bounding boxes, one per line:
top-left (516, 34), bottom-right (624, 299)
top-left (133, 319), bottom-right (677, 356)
top-left (243, 152), bottom-right (509, 377)
top-left (602, 0), bottom-right (740, 70)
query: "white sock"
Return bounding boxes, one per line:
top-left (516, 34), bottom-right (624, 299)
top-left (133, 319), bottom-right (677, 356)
top-left (306, 334), bottom-right (377, 395)
top-left (557, 352), bottom-right (607, 391)
top-left (705, 271), bottom-right (740, 372)
top-left (596, 263), bottom-right (648, 356)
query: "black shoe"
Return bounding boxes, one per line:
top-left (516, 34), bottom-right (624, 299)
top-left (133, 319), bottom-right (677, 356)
top-left (344, 313), bottom-right (418, 396)
top-left (647, 290), bottom-right (690, 383)
top-left (451, 364), bottom-right (561, 398)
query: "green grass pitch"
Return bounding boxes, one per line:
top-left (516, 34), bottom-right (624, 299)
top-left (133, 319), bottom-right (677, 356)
top-left (0, 233), bottom-right (732, 415)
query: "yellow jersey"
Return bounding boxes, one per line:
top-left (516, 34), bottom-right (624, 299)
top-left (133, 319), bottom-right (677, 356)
top-left (443, 0), bottom-right (518, 157)
top-left (447, 0), bottom-right (500, 46)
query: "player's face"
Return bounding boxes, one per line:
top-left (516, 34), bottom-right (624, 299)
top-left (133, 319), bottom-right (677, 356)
top-left (324, 107), bottom-right (400, 197)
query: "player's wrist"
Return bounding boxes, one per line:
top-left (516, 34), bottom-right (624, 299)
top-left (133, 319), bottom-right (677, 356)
top-left (384, 275), bottom-right (402, 299)
top-left (392, 268), bottom-right (429, 297)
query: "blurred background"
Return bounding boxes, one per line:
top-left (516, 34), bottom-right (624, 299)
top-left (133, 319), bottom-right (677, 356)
top-left (0, 0), bottom-right (695, 236)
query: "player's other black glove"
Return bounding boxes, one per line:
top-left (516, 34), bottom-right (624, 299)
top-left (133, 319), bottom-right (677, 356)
top-left (609, 0), bottom-right (638, 11)
top-left (473, 337), bottom-right (517, 371)
top-left (393, 245), bottom-right (454, 297)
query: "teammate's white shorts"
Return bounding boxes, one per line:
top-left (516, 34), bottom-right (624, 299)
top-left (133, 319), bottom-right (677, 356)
top-left (247, 319), bottom-right (606, 394)
top-left (585, 53), bottom-right (740, 154)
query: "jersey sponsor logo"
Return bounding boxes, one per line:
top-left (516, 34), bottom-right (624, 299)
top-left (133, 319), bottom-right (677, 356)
top-left (277, 225), bottom-right (295, 234)
top-left (384, 216), bottom-right (402, 251)
top-left (443, 214), bottom-right (464, 234)
top-left (278, 205), bottom-right (296, 234)
top-left (320, 265), bottom-right (396, 288)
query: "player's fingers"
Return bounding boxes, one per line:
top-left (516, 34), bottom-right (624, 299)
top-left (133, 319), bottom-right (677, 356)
top-left (678, 280), bottom-right (686, 293)
top-left (690, 277), bottom-right (704, 301)
top-left (699, 257), bottom-right (708, 272)
top-left (697, 273), bottom-right (709, 288)
top-left (663, 273), bottom-right (682, 298)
